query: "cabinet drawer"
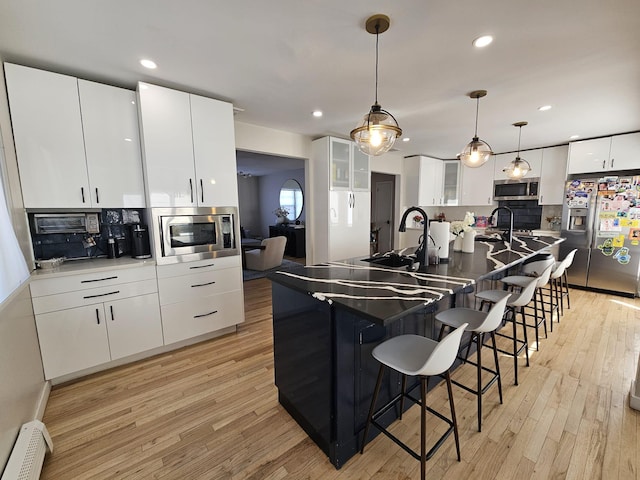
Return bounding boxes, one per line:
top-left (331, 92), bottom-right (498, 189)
top-left (32, 279), bottom-right (158, 315)
top-left (157, 267), bottom-right (241, 305)
top-left (30, 265), bottom-right (157, 297)
top-left (161, 290), bottom-right (243, 344)
top-left (156, 255), bottom-right (240, 279)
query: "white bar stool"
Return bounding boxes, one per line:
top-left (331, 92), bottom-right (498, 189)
top-left (475, 277), bottom-right (538, 385)
top-left (435, 294), bottom-right (511, 432)
top-left (500, 263), bottom-right (554, 350)
top-left (360, 323), bottom-right (468, 480)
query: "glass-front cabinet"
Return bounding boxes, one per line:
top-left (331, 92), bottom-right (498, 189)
top-left (329, 137), bottom-right (370, 191)
top-left (442, 160), bottom-right (460, 206)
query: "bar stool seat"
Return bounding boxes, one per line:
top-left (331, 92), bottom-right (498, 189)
top-left (435, 294), bottom-right (510, 432)
top-left (361, 323), bottom-right (468, 480)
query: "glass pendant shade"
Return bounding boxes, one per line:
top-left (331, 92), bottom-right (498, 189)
top-left (459, 90), bottom-right (493, 168)
top-left (458, 136), bottom-right (493, 167)
top-left (503, 121), bottom-right (530, 179)
top-left (350, 14), bottom-right (402, 157)
top-left (503, 156), bottom-right (531, 179)
top-left (351, 103), bottom-right (402, 156)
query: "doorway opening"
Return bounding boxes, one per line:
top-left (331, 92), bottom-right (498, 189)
top-left (371, 172), bottom-right (397, 255)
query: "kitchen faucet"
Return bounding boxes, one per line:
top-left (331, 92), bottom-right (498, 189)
top-left (490, 206), bottom-right (514, 245)
top-left (399, 206), bottom-right (429, 268)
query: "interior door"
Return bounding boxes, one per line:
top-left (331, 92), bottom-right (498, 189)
top-left (374, 180), bottom-right (394, 254)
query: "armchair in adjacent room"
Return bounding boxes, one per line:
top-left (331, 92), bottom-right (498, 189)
top-left (244, 236), bottom-right (287, 271)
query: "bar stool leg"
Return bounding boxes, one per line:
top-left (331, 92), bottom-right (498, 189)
top-left (521, 306), bottom-right (530, 367)
top-left (420, 377), bottom-right (427, 480)
top-left (361, 364), bottom-right (385, 454)
top-left (511, 308), bottom-right (519, 386)
top-left (563, 271), bottom-right (571, 310)
top-left (444, 371), bottom-right (461, 461)
top-left (490, 331), bottom-right (503, 404)
top-left (399, 374), bottom-right (407, 420)
top-left (476, 332), bottom-right (483, 432)
top-left (539, 287), bottom-right (548, 339)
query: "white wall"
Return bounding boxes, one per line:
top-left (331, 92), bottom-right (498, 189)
top-left (234, 122), bottom-right (311, 160)
top-left (0, 59), bottom-right (48, 471)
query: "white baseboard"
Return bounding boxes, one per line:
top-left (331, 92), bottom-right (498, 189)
top-left (35, 381), bottom-right (51, 421)
top-left (630, 381), bottom-right (640, 411)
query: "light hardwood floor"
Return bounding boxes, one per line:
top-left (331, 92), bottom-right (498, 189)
top-left (41, 278), bottom-right (640, 479)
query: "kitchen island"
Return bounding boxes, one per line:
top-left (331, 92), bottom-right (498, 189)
top-left (269, 235), bottom-right (562, 468)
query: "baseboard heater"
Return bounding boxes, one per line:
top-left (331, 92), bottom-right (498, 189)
top-left (1, 421), bottom-right (53, 480)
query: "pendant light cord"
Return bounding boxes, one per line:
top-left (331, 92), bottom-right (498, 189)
top-left (474, 96), bottom-right (480, 137)
top-left (517, 125), bottom-right (522, 155)
top-left (374, 23), bottom-right (380, 105)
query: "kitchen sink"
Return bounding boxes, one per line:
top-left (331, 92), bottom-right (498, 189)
top-left (362, 254), bottom-right (415, 268)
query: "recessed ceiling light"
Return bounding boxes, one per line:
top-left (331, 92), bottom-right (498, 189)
top-left (473, 35), bottom-right (493, 48)
top-left (312, 110), bottom-right (323, 118)
top-left (570, 134), bottom-right (580, 139)
top-left (140, 59), bottom-right (157, 69)
top-left (538, 105), bottom-right (552, 111)
top-left (402, 137), bottom-right (410, 142)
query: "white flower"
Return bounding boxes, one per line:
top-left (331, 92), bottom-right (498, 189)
top-left (450, 211), bottom-right (475, 236)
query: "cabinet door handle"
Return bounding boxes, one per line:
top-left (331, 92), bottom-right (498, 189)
top-left (83, 290), bottom-right (120, 299)
top-left (189, 178), bottom-right (194, 203)
top-left (191, 280), bottom-right (216, 288)
top-left (353, 193), bottom-right (356, 208)
top-left (81, 187), bottom-right (85, 203)
top-left (602, 160), bottom-right (606, 169)
top-left (611, 158), bottom-right (615, 168)
top-left (189, 263), bottom-right (215, 269)
top-left (95, 187), bottom-right (100, 204)
top-left (110, 305), bottom-right (114, 321)
top-left (200, 179), bottom-right (204, 204)
top-left (193, 310), bottom-right (218, 319)
top-left (81, 276), bottom-right (118, 283)
top-left (96, 308), bottom-right (100, 325)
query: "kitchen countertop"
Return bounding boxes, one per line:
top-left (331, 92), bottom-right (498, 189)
top-left (31, 256), bottom-right (156, 279)
top-left (268, 234), bottom-right (563, 326)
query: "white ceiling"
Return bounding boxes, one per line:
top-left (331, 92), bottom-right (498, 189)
top-left (1, 0), bottom-right (639, 164)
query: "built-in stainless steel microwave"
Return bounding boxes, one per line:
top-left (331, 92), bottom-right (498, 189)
top-left (152, 207), bottom-right (239, 264)
top-left (493, 177), bottom-right (540, 201)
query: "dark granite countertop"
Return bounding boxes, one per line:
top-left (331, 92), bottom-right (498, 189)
top-left (268, 235), bottom-right (563, 326)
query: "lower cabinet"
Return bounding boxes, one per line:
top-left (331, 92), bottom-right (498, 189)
top-left (31, 265), bottom-right (163, 380)
top-left (156, 256), bottom-right (245, 345)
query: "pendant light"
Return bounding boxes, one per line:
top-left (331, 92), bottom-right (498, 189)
top-left (458, 90), bottom-right (493, 167)
top-left (350, 14), bottom-right (402, 156)
top-left (503, 121), bottom-right (531, 179)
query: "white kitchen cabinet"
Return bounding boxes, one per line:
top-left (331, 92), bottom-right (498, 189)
top-left (4, 63), bottom-right (146, 208)
top-left (78, 79), bottom-right (146, 208)
top-left (5, 63), bottom-right (89, 208)
top-left (442, 160), bottom-right (460, 206)
top-left (404, 156), bottom-right (444, 207)
top-left (609, 132), bottom-right (640, 171)
top-left (539, 145), bottom-right (569, 205)
top-left (137, 82), bottom-right (238, 207)
top-left (567, 133), bottom-right (640, 174)
top-left (310, 137), bottom-right (371, 264)
top-left (156, 257), bottom-right (244, 345)
top-left (328, 137), bottom-right (370, 191)
top-left (493, 150), bottom-right (543, 181)
top-left (459, 157), bottom-right (496, 206)
top-left (31, 265), bottom-right (163, 380)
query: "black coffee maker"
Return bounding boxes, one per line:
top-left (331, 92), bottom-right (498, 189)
top-left (131, 224), bottom-right (152, 259)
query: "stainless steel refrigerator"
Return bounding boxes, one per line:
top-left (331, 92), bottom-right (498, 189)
top-left (560, 174), bottom-right (640, 296)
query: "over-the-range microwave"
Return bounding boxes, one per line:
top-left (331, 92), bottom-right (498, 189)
top-left (493, 177), bottom-right (540, 201)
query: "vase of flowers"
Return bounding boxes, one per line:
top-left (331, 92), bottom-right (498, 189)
top-left (274, 207), bottom-right (290, 224)
top-left (450, 211), bottom-right (475, 252)
top-left (412, 214), bottom-right (424, 229)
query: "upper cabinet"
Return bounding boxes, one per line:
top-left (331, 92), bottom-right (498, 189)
top-left (442, 160), bottom-right (460, 206)
top-left (493, 150), bottom-right (543, 181)
top-left (404, 156), bottom-right (444, 207)
top-left (539, 145), bottom-right (568, 205)
top-left (567, 132), bottom-right (640, 174)
top-left (137, 82), bottom-right (238, 207)
top-left (4, 63), bottom-right (145, 209)
top-left (459, 157), bottom-right (496, 206)
top-left (328, 137), bottom-right (370, 191)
